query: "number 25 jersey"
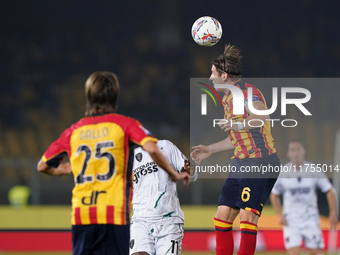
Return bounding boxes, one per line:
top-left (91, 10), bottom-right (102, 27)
top-left (41, 113), bottom-right (157, 226)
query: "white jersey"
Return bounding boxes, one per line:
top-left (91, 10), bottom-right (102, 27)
top-left (131, 140), bottom-right (186, 224)
top-left (271, 161), bottom-right (332, 225)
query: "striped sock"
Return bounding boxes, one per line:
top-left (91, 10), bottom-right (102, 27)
top-left (214, 217), bottom-right (234, 255)
top-left (237, 221), bottom-right (258, 255)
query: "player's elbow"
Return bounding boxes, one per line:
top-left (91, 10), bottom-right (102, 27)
top-left (327, 187), bottom-right (336, 196)
top-left (269, 193), bottom-right (277, 203)
top-left (37, 159), bottom-right (48, 172)
top-left (142, 141), bottom-right (159, 156)
top-left (262, 115), bottom-right (270, 121)
top-left (251, 114), bottom-right (270, 123)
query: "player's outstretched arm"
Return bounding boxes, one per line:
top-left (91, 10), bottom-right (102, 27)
top-left (37, 160), bottom-right (72, 176)
top-left (142, 141), bottom-right (190, 186)
top-left (270, 193), bottom-right (287, 226)
top-left (191, 137), bottom-right (234, 165)
top-left (326, 187), bottom-right (338, 228)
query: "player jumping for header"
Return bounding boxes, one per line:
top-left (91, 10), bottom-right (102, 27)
top-left (191, 44), bottom-right (280, 255)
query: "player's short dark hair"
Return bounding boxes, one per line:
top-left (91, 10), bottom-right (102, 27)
top-left (288, 139), bottom-right (305, 150)
top-left (85, 71), bottom-right (119, 116)
top-left (212, 43), bottom-right (242, 78)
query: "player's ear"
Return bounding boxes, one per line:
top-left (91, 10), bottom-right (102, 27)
top-left (223, 73), bottom-right (230, 81)
top-left (222, 72), bottom-right (228, 81)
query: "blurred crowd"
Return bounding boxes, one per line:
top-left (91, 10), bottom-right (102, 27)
top-left (1, 0), bottom-right (340, 204)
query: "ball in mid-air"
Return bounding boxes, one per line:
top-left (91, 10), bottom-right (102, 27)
top-left (191, 16), bottom-right (222, 47)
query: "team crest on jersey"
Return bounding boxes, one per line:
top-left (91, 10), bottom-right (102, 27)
top-left (135, 152), bottom-right (143, 162)
top-left (130, 239), bottom-right (134, 249)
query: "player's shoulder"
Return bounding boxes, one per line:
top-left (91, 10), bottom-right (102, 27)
top-left (73, 113), bottom-right (135, 125)
top-left (157, 140), bottom-right (173, 148)
top-left (134, 145), bottom-right (144, 154)
top-left (236, 79), bottom-right (259, 91)
top-left (101, 113), bottom-right (138, 125)
top-left (156, 140), bottom-right (173, 155)
top-left (157, 140), bottom-right (183, 153)
top-left (245, 82), bottom-right (263, 97)
top-left (235, 80), bottom-right (264, 102)
top-left (59, 120), bottom-right (83, 138)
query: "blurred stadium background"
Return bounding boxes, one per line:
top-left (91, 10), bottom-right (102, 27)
top-left (1, 0), bottom-right (340, 253)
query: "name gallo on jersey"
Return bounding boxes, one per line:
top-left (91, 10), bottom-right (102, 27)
top-left (133, 162), bottom-right (158, 183)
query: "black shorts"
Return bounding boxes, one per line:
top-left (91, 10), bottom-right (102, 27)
top-left (218, 153), bottom-right (280, 216)
top-left (72, 224), bottom-right (129, 255)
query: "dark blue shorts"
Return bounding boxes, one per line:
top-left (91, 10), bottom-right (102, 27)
top-left (218, 153), bottom-right (280, 216)
top-left (72, 224), bottom-right (129, 255)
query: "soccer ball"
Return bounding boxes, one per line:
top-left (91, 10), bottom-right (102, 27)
top-left (191, 16), bottom-right (222, 47)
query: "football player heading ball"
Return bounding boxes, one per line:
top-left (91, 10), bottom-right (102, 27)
top-left (191, 44), bottom-right (280, 255)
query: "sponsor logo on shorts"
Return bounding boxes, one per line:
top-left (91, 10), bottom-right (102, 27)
top-left (130, 239), bottom-right (134, 249)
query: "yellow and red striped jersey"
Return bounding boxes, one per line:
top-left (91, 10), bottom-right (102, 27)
top-left (41, 113), bottom-right (157, 226)
top-left (223, 80), bottom-right (276, 159)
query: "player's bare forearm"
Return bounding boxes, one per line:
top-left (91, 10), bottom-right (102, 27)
top-left (37, 159), bottom-right (72, 176)
top-left (270, 193), bottom-right (287, 225)
top-left (191, 138), bottom-right (233, 165)
top-left (270, 193), bottom-right (282, 216)
top-left (208, 137), bottom-right (234, 153)
top-left (143, 141), bottom-right (189, 184)
top-left (327, 188), bottom-right (338, 227)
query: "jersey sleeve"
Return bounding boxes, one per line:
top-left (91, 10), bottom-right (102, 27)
top-left (316, 172), bottom-right (332, 193)
top-left (41, 128), bottom-right (72, 168)
top-left (244, 86), bottom-right (264, 109)
top-left (128, 119), bottom-right (158, 146)
top-left (271, 178), bottom-right (284, 195)
top-left (162, 140), bottom-right (187, 172)
top-left (244, 95), bottom-right (262, 107)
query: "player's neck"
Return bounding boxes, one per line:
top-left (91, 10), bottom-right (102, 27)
top-left (291, 161), bottom-right (304, 170)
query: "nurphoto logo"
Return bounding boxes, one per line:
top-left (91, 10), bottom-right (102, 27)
top-left (197, 83), bottom-right (312, 128)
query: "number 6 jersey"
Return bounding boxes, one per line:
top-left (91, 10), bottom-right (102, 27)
top-left (41, 113), bottom-right (157, 226)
